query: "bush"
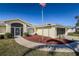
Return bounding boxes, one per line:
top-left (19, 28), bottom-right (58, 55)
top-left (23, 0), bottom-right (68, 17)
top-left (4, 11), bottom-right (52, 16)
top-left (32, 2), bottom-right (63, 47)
top-left (68, 32), bottom-right (79, 36)
top-left (23, 32), bottom-right (30, 36)
top-left (5, 33), bottom-right (12, 38)
top-left (35, 33), bottom-right (38, 35)
top-left (68, 33), bottom-right (74, 35)
top-left (0, 35), bottom-right (4, 39)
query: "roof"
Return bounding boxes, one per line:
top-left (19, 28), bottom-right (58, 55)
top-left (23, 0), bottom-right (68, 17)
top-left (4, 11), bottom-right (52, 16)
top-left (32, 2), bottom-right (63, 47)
top-left (4, 18), bottom-right (33, 27)
top-left (0, 21), bottom-right (6, 26)
top-left (35, 24), bottom-right (70, 28)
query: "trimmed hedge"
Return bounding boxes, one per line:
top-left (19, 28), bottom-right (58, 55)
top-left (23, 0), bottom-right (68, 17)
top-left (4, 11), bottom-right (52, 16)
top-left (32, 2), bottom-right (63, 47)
top-left (68, 32), bottom-right (79, 36)
top-left (23, 32), bottom-right (30, 36)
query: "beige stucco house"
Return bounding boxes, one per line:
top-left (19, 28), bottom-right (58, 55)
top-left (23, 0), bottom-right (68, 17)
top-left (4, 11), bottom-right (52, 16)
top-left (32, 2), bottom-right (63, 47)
top-left (35, 24), bottom-right (70, 38)
top-left (0, 19), bottom-right (71, 38)
top-left (0, 19), bottom-right (34, 37)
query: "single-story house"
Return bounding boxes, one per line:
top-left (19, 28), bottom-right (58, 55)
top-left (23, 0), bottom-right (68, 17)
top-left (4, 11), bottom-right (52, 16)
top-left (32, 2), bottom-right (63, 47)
top-left (0, 19), bottom-right (72, 38)
top-left (75, 26), bottom-right (79, 32)
top-left (0, 19), bottom-right (35, 37)
top-left (35, 24), bottom-right (70, 38)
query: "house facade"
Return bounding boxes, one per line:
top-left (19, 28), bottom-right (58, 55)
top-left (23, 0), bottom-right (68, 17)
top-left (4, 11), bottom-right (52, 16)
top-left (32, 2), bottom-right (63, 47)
top-left (0, 19), bottom-right (35, 37)
top-left (35, 24), bottom-right (69, 38)
top-left (0, 19), bottom-right (71, 38)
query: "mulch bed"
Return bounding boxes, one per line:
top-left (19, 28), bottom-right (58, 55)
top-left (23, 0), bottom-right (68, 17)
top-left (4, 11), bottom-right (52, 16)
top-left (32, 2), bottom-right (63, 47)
top-left (23, 35), bottom-right (74, 44)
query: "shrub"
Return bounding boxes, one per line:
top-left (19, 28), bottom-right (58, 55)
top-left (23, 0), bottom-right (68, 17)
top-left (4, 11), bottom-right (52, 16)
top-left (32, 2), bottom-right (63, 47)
top-left (0, 35), bottom-right (4, 39)
top-left (68, 32), bottom-right (79, 36)
top-left (35, 33), bottom-right (38, 35)
top-left (5, 33), bottom-right (12, 38)
top-left (23, 32), bottom-right (30, 36)
top-left (68, 32), bottom-right (74, 35)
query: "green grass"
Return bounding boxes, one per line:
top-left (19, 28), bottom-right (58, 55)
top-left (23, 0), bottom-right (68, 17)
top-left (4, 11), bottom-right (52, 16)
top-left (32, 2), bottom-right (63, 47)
top-left (0, 39), bottom-right (29, 56)
top-left (0, 39), bottom-right (77, 56)
top-left (68, 32), bottom-right (79, 37)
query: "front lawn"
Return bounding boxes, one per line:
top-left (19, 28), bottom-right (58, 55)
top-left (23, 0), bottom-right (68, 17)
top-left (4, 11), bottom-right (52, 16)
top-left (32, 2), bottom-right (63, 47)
top-left (0, 39), bottom-right (29, 56)
top-left (0, 39), bottom-right (76, 56)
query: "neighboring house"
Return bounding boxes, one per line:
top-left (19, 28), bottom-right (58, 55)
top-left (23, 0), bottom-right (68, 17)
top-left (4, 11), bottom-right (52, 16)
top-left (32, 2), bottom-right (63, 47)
top-left (35, 24), bottom-right (69, 38)
top-left (65, 27), bottom-right (75, 35)
top-left (0, 19), bottom-right (72, 38)
top-left (75, 26), bottom-right (79, 32)
top-left (0, 19), bottom-right (34, 37)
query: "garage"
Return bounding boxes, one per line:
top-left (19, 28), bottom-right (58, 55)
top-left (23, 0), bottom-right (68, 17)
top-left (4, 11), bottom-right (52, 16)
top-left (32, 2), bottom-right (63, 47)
top-left (36, 24), bottom-right (66, 38)
top-left (36, 27), bottom-right (51, 36)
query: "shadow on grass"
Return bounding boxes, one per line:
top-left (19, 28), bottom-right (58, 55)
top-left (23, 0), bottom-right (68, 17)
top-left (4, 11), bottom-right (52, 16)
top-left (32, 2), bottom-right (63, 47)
top-left (22, 41), bottom-right (79, 56)
top-left (74, 51), bottom-right (79, 56)
top-left (22, 45), bottom-right (55, 56)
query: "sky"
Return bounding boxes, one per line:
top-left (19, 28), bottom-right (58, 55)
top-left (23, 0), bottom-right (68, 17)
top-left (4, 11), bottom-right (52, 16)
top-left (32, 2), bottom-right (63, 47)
top-left (0, 3), bottom-right (79, 26)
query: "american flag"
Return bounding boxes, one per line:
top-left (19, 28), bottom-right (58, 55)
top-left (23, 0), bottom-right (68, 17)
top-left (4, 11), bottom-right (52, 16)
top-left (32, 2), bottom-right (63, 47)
top-left (40, 3), bottom-right (46, 7)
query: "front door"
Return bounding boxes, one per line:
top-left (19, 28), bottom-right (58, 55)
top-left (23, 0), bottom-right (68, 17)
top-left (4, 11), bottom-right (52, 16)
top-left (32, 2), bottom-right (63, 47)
top-left (14, 27), bottom-right (21, 37)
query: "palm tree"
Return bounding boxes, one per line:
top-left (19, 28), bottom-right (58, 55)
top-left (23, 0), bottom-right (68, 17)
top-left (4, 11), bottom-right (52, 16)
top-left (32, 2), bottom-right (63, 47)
top-left (75, 16), bottom-right (79, 32)
top-left (75, 16), bottom-right (79, 23)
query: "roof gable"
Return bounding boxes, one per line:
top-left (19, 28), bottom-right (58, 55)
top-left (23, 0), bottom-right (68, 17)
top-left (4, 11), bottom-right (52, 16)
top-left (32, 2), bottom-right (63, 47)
top-left (5, 19), bottom-right (32, 27)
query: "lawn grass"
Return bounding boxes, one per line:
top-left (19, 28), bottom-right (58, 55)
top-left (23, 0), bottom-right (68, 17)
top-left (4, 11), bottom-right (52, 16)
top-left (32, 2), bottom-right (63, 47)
top-left (0, 39), bottom-right (30, 56)
top-left (0, 39), bottom-right (76, 56)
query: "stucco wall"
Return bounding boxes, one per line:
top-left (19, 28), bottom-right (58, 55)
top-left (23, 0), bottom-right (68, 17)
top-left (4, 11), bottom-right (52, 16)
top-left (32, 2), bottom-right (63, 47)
top-left (5, 20), bottom-right (27, 33)
top-left (6, 24), bottom-right (11, 33)
top-left (49, 27), bottom-right (57, 38)
top-left (0, 26), bottom-right (6, 33)
top-left (36, 26), bottom-right (57, 38)
top-left (65, 28), bottom-right (75, 35)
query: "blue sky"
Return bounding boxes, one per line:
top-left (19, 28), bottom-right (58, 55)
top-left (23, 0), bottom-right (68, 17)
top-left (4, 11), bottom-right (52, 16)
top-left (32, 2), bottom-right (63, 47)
top-left (0, 3), bottom-right (79, 26)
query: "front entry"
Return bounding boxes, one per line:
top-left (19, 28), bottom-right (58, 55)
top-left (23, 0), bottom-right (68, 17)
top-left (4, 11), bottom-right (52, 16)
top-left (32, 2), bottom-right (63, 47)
top-left (11, 23), bottom-right (23, 37)
top-left (14, 27), bottom-right (21, 37)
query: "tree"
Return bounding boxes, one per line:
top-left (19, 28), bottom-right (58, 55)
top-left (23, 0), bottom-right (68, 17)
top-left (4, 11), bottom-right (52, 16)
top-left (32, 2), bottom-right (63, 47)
top-left (75, 16), bottom-right (79, 26)
top-left (75, 16), bottom-right (79, 33)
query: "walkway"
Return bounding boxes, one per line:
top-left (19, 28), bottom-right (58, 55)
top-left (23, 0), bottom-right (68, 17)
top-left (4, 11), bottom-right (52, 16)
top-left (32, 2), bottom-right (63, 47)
top-left (14, 36), bottom-right (76, 52)
top-left (15, 36), bottom-right (45, 48)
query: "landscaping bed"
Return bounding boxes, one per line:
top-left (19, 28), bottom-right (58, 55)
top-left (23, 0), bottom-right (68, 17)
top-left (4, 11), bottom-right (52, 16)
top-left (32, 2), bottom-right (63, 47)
top-left (23, 35), bottom-right (74, 44)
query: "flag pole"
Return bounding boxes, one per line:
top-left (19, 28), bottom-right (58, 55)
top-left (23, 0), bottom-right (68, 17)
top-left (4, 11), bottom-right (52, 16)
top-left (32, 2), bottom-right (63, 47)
top-left (40, 3), bottom-right (46, 41)
top-left (42, 7), bottom-right (44, 41)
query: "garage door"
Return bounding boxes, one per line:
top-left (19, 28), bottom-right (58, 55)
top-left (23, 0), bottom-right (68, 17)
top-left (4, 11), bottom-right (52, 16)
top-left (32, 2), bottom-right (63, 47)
top-left (37, 28), bottom-right (49, 36)
top-left (43, 29), bottom-right (49, 36)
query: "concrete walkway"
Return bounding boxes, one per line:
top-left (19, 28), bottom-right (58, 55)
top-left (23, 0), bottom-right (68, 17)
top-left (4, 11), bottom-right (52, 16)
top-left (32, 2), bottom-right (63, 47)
top-left (14, 36), bottom-right (75, 52)
top-left (15, 36), bottom-right (45, 48)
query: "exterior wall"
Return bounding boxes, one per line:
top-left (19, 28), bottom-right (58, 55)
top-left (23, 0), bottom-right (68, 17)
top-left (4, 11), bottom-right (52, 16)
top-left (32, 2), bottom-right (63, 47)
top-left (23, 24), bottom-right (27, 33)
top-left (36, 26), bottom-right (57, 38)
top-left (65, 28), bottom-right (75, 35)
top-left (6, 20), bottom-right (27, 33)
top-left (36, 27), bottom-right (50, 36)
top-left (36, 28), bottom-right (42, 35)
top-left (0, 26), bottom-right (6, 33)
top-left (6, 24), bottom-right (11, 33)
top-left (49, 27), bottom-right (57, 38)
